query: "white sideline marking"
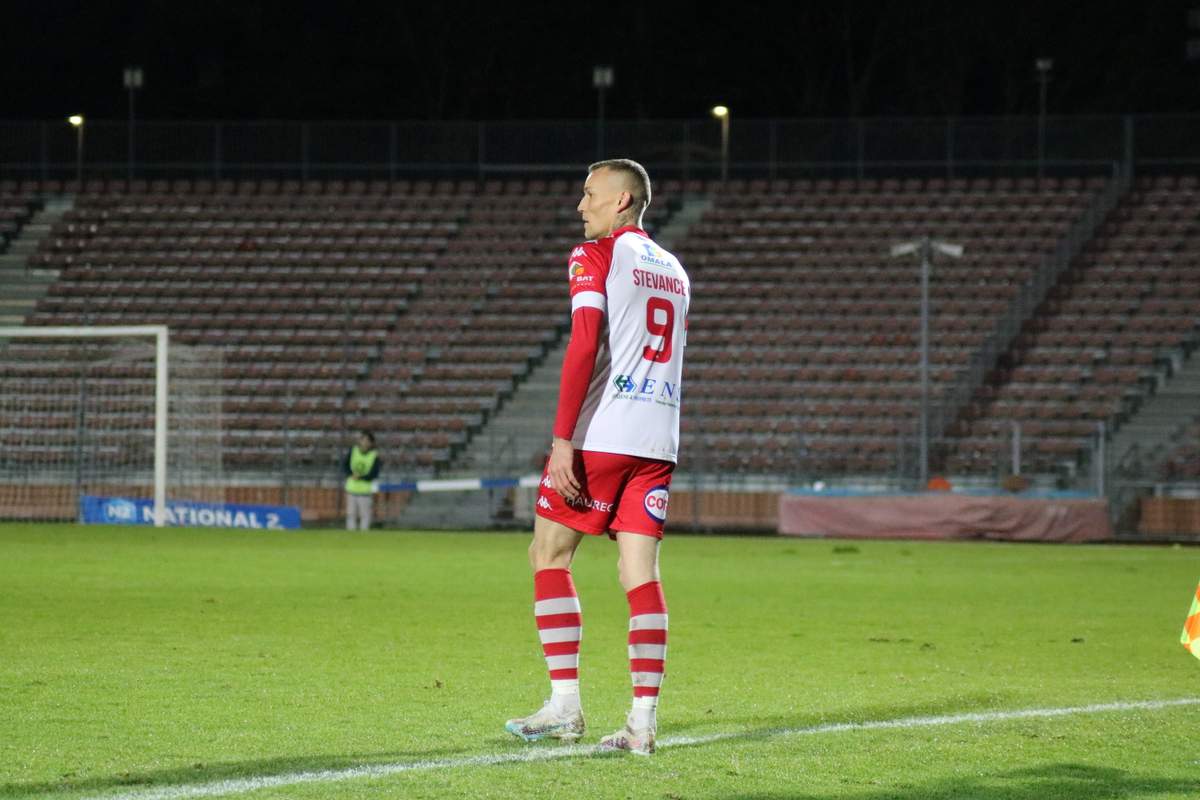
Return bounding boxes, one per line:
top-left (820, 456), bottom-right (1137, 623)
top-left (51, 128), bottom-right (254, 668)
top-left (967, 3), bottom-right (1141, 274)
top-left (85, 697), bottom-right (1200, 800)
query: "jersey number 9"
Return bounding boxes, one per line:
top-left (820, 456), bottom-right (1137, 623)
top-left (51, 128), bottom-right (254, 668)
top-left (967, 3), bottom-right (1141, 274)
top-left (642, 297), bottom-right (675, 363)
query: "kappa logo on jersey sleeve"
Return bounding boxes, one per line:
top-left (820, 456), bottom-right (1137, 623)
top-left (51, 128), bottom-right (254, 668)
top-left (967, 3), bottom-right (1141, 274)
top-left (643, 485), bottom-right (670, 523)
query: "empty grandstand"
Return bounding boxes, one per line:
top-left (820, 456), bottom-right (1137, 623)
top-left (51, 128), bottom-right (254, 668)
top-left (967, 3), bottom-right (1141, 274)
top-left (1, 116), bottom-right (1198, 536)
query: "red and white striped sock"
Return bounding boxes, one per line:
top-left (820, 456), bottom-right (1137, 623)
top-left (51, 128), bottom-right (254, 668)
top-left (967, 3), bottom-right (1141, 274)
top-left (626, 580), bottom-right (667, 730)
top-left (534, 568), bottom-right (582, 712)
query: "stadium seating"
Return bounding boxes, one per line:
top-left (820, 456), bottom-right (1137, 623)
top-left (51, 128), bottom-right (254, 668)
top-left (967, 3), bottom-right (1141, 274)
top-left (672, 175), bottom-right (1108, 476)
top-left (12, 173), bottom-right (1196, 487)
top-left (15, 179), bottom-right (672, 477)
top-left (947, 174), bottom-right (1200, 476)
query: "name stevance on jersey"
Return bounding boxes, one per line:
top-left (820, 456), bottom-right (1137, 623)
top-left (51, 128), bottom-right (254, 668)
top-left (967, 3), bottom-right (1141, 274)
top-left (631, 268), bottom-right (688, 296)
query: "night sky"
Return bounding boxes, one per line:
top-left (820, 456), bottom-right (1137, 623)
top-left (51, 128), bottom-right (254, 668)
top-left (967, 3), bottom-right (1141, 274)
top-left (6, 1), bottom-right (1200, 122)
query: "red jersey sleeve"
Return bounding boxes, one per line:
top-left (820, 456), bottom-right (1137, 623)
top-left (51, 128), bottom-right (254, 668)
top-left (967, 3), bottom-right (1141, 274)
top-left (553, 242), bottom-right (611, 440)
top-left (566, 242), bottom-right (610, 311)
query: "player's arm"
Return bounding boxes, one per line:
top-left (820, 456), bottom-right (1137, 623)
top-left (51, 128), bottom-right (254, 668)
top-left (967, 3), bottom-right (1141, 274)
top-left (547, 246), bottom-right (609, 500)
top-left (548, 306), bottom-right (604, 499)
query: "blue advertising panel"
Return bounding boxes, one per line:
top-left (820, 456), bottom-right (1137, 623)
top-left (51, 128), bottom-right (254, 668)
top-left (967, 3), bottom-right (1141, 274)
top-left (80, 496), bottom-right (302, 530)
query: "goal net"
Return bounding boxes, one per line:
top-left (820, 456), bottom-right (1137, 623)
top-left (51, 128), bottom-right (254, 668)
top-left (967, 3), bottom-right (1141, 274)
top-left (0, 326), bottom-right (224, 524)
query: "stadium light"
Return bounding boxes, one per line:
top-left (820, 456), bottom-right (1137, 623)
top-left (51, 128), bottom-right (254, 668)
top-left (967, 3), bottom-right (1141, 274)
top-left (67, 114), bottom-right (85, 184)
top-left (711, 106), bottom-right (730, 182)
top-left (889, 236), bottom-right (964, 489)
top-left (1035, 58), bottom-right (1053, 183)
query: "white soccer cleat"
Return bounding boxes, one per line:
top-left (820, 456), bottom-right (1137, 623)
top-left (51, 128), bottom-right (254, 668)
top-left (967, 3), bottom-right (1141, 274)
top-left (597, 723), bottom-right (656, 756)
top-left (504, 701), bottom-right (585, 743)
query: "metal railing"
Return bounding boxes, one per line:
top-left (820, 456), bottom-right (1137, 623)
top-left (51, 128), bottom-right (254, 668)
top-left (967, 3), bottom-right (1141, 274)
top-left (4, 113), bottom-right (1200, 181)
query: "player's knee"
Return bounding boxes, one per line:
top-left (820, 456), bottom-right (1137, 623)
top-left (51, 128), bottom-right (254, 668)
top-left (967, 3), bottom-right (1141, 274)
top-left (529, 538), bottom-right (570, 572)
top-left (617, 559), bottom-right (646, 592)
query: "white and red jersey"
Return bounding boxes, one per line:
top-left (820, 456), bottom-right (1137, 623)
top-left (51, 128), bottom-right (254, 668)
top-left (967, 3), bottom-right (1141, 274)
top-left (552, 225), bottom-right (690, 463)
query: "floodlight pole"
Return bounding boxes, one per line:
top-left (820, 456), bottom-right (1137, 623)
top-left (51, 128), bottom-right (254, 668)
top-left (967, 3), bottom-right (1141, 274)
top-left (719, 112), bottom-right (730, 183)
top-left (711, 106), bottom-right (731, 183)
top-left (72, 120), bottom-right (85, 185)
top-left (1011, 420), bottom-right (1022, 476)
top-left (890, 237), bottom-right (963, 487)
top-left (124, 66), bottom-right (144, 181)
top-left (1036, 58), bottom-right (1053, 182)
top-left (593, 65), bottom-right (613, 160)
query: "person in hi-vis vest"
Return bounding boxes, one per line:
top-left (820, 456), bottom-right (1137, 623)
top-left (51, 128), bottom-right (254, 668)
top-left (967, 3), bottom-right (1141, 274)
top-left (343, 430), bottom-right (381, 530)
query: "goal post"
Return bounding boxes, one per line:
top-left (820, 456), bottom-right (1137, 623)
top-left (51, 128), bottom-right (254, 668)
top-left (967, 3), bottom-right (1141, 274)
top-left (0, 325), bottom-right (223, 527)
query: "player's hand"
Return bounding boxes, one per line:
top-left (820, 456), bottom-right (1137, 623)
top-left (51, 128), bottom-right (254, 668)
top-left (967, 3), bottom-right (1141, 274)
top-left (548, 437), bottom-right (581, 502)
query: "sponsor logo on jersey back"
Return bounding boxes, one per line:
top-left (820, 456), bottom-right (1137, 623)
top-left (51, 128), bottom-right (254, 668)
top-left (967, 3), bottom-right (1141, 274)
top-left (610, 374), bottom-right (681, 408)
top-left (613, 374), bottom-right (637, 393)
top-left (643, 485), bottom-right (670, 523)
top-left (639, 242), bottom-right (673, 269)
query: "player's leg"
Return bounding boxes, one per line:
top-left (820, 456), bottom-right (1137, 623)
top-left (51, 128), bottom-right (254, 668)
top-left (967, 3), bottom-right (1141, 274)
top-left (529, 515), bottom-right (586, 703)
top-left (600, 530), bottom-right (667, 755)
top-left (345, 493), bottom-right (356, 531)
top-left (599, 459), bottom-right (673, 756)
top-left (505, 515), bottom-right (587, 741)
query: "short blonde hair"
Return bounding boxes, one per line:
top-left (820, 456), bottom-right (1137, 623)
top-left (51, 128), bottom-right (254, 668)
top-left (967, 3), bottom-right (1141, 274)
top-left (588, 158), bottom-right (651, 215)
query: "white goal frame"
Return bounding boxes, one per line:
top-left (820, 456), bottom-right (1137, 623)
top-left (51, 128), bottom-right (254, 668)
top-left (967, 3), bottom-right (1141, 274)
top-left (0, 325), bottom-right (169, 526)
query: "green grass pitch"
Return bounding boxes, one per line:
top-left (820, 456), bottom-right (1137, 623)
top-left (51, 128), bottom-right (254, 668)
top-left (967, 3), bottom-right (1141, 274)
top-left (2, 522), bottom-right (1198, 800)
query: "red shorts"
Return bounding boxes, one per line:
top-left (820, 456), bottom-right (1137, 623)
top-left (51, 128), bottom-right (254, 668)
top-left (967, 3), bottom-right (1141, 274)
top-left (535, 449), bottom-right (675, 539)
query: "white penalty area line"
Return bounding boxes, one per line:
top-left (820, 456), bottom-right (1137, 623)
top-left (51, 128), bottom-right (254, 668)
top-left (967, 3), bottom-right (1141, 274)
top-left (86, 697), bottom-right (1200, 800)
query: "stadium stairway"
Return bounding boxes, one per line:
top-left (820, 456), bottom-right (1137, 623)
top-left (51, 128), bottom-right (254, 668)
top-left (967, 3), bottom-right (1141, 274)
top-left (947, 174), bottom-right (1199, 485)
top-left (1110, 351), bottom-right (1200, 478)
top-left (652, 195), bottom-right (713, 251)
top-left (0, 198), bottom-right (72, 325)
top-left (393, 338), bottom-right (568, 529)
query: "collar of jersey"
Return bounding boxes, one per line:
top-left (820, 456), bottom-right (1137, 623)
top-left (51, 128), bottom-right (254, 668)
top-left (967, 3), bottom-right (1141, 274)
top-left (608, 224), bottom-right (648, 240)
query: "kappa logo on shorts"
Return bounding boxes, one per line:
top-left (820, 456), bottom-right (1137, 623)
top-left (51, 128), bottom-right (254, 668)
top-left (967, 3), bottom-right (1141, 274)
top-left (643, 485), bottom-right (670, 523)
top-left (537, 496), bottom-right (553, 511)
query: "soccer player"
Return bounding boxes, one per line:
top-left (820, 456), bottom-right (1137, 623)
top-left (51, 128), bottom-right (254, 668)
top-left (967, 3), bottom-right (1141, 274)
top-left (504, 159), bottom-right (689, 755)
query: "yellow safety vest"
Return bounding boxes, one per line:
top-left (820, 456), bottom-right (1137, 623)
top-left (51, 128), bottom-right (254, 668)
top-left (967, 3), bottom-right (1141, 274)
top-left (345, 446), bottom-right (378, 495)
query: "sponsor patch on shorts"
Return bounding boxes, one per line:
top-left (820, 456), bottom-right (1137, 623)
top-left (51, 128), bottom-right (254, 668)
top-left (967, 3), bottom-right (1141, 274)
top-left (643, 484), bottom-right (670, 523)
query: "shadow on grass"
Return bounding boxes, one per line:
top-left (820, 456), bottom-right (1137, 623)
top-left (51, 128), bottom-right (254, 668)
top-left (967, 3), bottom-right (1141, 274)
top-left (0, 746), bottom-right (473, 798)
top-left (728, 763), bottom-right (1199, 800)
top-left (664, 691), bottom-right (1016, 738)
